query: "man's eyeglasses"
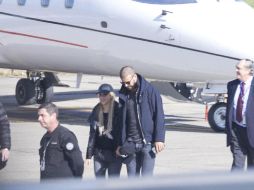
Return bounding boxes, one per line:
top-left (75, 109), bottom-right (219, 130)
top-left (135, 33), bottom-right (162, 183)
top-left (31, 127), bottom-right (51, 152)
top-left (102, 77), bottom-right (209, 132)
top-left (121, 75), bottom-right (134, 85)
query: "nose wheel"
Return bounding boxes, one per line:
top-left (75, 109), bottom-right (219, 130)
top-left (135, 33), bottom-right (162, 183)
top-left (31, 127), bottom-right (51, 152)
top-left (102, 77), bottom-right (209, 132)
top-left (208, 102), bottom-right (226, 132)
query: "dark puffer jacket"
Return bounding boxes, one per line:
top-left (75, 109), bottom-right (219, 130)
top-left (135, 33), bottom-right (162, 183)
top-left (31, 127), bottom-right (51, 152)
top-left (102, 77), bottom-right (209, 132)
top-left (0, 102), bottom-right (11, 150)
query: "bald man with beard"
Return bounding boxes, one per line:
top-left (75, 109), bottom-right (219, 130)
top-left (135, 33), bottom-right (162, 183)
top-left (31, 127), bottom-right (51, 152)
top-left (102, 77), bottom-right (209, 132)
top-left (116, 66), bottom-right (165, 177)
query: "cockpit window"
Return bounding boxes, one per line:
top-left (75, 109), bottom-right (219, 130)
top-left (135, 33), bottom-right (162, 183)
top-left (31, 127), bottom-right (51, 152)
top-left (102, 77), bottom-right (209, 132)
top-left (133, 0), bottom-right (197, 4)
top-left (65, 0), bottom-right (74, 8)
top-left (41, 0), bottom-right (50, 7)
top-left (17, 0), bottom-right (26, 6)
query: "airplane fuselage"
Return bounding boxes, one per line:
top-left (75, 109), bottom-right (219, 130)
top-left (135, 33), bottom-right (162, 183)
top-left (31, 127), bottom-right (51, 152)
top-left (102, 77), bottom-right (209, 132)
top-left (0, 0), bottom-right (254, 83)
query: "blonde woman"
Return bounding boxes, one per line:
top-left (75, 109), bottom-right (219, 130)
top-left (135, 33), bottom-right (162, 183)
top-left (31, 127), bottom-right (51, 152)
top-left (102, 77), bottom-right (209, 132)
top-left (85, 84), bottom-right (122, 178)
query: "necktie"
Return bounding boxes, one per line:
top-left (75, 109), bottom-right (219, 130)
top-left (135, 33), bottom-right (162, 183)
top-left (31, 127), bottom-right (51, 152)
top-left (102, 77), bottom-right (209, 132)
top-left (236, 82), bottom-right (245, 123)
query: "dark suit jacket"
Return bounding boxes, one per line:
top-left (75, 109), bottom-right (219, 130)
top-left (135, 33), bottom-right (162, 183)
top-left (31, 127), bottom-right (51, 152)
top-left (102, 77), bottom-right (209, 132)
top-left (226, 78), bottom-right (254, 147)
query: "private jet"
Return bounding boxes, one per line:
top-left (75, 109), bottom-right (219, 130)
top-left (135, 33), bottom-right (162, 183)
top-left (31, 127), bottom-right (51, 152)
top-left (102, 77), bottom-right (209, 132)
top-left (0, 0), bottom-right (254, 132)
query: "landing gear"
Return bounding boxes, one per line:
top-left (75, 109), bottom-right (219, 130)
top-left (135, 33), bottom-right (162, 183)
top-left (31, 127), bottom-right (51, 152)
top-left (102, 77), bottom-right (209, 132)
top-left (36, 78), bottom-right (54, 104)
top-left (208, 102), bottom-right (226, 132)
top-left (15, 72), bottom-right (54, 105)
top-left (15, 78), bottom-right (36, 105)
top-left (171, 82), bottom-right (192, 99)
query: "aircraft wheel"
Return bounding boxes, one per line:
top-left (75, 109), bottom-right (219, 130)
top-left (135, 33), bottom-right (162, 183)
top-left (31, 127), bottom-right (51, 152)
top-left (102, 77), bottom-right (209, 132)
top-left (15, 78), bottom-right (36, 105)
top-left (36, 78), bottom-right (54, 104)
top-left (208, 102), bottom-right (226, 132)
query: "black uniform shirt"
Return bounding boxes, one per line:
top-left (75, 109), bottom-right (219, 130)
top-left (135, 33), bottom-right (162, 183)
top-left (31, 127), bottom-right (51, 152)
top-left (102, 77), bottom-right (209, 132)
top-left (39, 125), bottom-right (84, 180)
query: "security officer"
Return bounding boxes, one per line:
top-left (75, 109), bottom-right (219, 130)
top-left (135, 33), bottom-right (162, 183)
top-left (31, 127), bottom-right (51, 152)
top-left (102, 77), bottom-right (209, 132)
top-left (38, 103), bottom-right (84, 180)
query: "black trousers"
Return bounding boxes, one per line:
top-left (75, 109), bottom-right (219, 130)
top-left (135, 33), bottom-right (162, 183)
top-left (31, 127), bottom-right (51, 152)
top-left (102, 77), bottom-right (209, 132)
top-left (230, 122), bottom-right (254, 171)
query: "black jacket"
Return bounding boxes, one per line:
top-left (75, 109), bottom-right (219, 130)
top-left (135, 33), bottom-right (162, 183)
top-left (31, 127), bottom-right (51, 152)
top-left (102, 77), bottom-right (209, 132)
top-left (39, 125), bottom-right (84, 179)
top-left (0, 102), bottom-right (11, 150)
top-left (118, 74), bottom-right (165, 145)
top-left (86, 101), bottom-right (120, 159)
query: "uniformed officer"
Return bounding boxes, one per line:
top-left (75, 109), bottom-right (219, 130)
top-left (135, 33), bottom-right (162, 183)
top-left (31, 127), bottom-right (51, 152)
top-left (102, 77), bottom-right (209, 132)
top-left (38, 103), bottom-right (84, 180)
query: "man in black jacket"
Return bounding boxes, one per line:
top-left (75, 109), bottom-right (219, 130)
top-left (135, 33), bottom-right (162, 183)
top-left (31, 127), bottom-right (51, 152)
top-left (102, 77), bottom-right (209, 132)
top-left (0, 102), bottom-right (11, 170)
top-left (38, 103), bottom-right (84, 180)
top-left (116, 66), bottom-right (165, 177)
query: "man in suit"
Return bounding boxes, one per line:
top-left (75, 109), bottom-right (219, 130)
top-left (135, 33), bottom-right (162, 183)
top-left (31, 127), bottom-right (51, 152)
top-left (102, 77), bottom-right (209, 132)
top-left (226, 59), bottom-right (254, 171)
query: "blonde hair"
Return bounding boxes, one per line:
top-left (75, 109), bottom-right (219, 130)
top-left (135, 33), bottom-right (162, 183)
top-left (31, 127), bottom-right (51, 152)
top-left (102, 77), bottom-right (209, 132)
top-left (97, 92), bottom-right (115, 138)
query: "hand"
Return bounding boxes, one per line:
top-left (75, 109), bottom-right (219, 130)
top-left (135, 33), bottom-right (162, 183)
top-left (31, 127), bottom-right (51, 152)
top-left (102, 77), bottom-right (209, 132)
top-left (85, 159), bottom-right (91, 166)
top-left (116, 146), bottom-right (121, 156)
top-left (154, 142), bottom-right (165, 153)
top-left (1, 148), bottom-right (10, 161)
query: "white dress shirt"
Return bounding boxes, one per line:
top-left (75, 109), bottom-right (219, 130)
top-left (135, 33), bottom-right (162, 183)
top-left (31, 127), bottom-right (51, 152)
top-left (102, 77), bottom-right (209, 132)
top-left (233, 76), bottom-right (253, 127)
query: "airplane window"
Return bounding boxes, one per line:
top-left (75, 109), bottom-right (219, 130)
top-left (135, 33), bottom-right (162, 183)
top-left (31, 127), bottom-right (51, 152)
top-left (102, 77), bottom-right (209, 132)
top-left (41, 0), bottom-right (50, 7)
top-left (65, 0), bottom-right (74, 8)
top-left (133, 0), bottom-right (197, 4)
top-left (17, 0), bottom-right (26, 6)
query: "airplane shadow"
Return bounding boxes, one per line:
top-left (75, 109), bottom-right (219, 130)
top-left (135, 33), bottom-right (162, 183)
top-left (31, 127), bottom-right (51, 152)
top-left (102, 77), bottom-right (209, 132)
top-left (6, 106), bottom-right (91, 126)
top-left (166, 123), bottom-right (215, 134)
top-left (53, 90), bottom-right (99, 102)
top-left (164, 114), bottom-right (216, 134)
top-left (0, 90), bottom-right (99, 126)
top-left (0, 89), bottom-right (120, 103)
top-left (0, 90), bottom-right (216, 133)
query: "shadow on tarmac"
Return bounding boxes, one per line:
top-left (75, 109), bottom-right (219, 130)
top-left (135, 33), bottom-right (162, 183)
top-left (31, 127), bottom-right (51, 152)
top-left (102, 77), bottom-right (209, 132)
top-left (0, 90), bottom-right (215, 132)
top-left (166, 123), bottom-right (214, 133)
top-left (0, 90), bottom-right (98, 126)
top-left (164, 114), bottom-right (215, 134)
top-left (0, 90), bottom-right (98, 104)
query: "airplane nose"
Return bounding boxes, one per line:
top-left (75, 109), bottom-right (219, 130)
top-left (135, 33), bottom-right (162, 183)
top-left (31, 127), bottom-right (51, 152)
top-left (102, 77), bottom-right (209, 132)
top-left (215, 3), bottom-right (254, 60)
top-left (182, 2), bottom-right (254, 61)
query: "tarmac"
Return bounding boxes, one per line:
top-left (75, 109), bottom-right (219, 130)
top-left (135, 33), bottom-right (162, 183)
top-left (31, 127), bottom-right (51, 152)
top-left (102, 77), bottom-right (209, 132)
top-left (0, 74), bottom-right (232, 183)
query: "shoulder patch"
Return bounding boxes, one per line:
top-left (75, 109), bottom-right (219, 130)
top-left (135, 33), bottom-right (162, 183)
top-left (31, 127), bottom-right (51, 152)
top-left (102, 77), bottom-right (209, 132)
top-left (66, 142), bottom-right (74, 150)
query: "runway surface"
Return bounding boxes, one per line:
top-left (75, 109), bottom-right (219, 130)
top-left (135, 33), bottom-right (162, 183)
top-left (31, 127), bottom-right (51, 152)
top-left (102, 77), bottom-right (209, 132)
top-left (0, 74), bottom-right (231, 183)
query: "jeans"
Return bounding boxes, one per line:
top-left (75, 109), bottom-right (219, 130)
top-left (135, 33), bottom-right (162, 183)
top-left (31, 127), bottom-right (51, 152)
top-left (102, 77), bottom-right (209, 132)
top-left (94, 155), bottom-right (122, 178)
top-left (126, 143), bottom-right (156, 177)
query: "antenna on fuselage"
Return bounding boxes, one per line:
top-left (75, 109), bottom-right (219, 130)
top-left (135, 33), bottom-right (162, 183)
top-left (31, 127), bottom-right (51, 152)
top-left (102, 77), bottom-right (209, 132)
top-left (162, 10), bottom-right (173, 16)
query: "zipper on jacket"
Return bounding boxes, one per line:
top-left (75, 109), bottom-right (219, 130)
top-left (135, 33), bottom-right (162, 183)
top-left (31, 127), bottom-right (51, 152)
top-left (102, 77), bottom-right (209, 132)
top-left (136, 92), bottom-right (146, 144)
